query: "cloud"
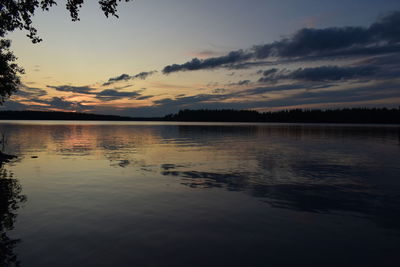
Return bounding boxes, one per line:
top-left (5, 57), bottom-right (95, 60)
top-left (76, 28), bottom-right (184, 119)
top-left (258, 65), bottom-right (378, 83)
top-left (162, 11), bottom-right (400, 74)
top-left (253, 11), bottom-right (400, 59)
top-left (95, 89), bottom-right (142, 101)
top-left (150, 83), bottom-right (334, 111)
top-left (243, 84), bottom-right (314, 95)
top-left (47, 85), bottom-right (94, 94)
top-left (163, 50), bottom-right (252, 74)
top-left (227, 80), bottom-right (251, 86)
top-left (136, 95), bottom-right (154, 100)
top-left (212, 88), bottom-right (229, 94)
top-left (132, 71), bottom-right (156, 80)
top-left (39, 79), bottom-right (398, 117)
top-left (10, 85), bottom-right (93, 112)
top-left (45, 84), bottom-right (151, 102)
top-left (46, 97), bottom-right (78, 109)
top-left (15, 85), bottom-right (48, 98)
top-left (257, 81), bottom-right (400, 108)
top-left (259, 68), bottom-right (279, 76)
top-left (112, 84), bottom-right (133, 90)
top-left (103, 71), bottom-right (157, 86)
top-left (1, 100), bottom-right (29, 110)
top-left (13, 97), bottom-right (91, 112)
top-left (153, 93), bottom-right (231, 107)
top-left (104, 74), bottom-right (130, 85)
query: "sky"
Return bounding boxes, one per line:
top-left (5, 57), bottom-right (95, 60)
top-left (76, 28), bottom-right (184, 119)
top-left (4, 0), bottom-right (400, 117)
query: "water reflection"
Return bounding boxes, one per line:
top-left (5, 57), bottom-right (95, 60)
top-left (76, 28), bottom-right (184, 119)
top-left (161, 164), bottom-right (400, 229)
top-left (1, 122), bottom-right (399, 225)
top-left (159, 125), bottom-right (400, 229)
top-left (0, 121), bottom-right (399, 266)
top-left (0, 160), bottom-right (26, 266)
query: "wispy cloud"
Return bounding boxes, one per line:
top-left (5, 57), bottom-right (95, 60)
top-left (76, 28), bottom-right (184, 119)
top-left (258, 66), bottom-right (378, 83)
top-left (95, 89), bottom-right (142, 101)
top-left (15, 85), bottom-right (48, 98)
top-left (227, 80), bottom-right (251, 86)
top-left (14, 97), bottom-right (91, 112)
top-left (47, 85), bottom-right (95, 94)
top-left (103, 71), bottom-right (157, 86)
top-left (46, 84), bottom-right (150, 102)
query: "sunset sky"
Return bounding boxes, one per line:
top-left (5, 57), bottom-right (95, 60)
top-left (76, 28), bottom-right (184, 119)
top-left (4, 0), bottom-right (400, 117)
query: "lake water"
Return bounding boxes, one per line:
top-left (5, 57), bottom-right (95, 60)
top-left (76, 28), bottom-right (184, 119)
top-left (0, 121), bottom-right (399, 266)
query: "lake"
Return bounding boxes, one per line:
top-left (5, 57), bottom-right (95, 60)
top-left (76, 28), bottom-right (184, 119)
top-left (0, 121), bottom-right (399, 266)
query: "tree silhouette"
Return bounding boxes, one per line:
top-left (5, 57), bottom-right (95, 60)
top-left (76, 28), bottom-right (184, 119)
top-left (0, 39), bottom-right (24, 103)
top-left (0, 0), bottom-right (132, 103)
top-left (0, 166), bottom-right (26, 266)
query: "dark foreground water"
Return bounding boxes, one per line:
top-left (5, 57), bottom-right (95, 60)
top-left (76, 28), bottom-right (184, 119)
top-left (0, 121), bottom-right (399, 266)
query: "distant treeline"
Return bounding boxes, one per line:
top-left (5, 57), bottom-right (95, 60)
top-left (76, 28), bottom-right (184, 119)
top-left (0, 108), bottom-right (399, 123)
top-left (0, 110), bottom-right (159, 121)
top-left (164, 108), bottom-right (400, 124)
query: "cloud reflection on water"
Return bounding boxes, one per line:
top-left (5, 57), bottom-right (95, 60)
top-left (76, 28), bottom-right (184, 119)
top-left (1, 122), bottom-right (399, 231)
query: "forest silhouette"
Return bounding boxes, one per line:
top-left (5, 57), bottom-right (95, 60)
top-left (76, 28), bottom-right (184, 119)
top-left (0, 108), bottom-right (399, 123)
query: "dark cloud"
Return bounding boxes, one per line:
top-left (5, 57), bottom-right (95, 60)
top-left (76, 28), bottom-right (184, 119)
top-left (103, 71), bottom-right (157, 86)
top-left (15, 85), bottom-right (48, 98)
top-left (95, 89), bottom-right (142, 101)
top-left (162, 11), bottom-right (400, 74)
top-left (136, 95), bottom-right (154, 100)
top-left (29, 97), bottom-right (74, 109)
top-left (1, 100), bottom-right (29, 111)
top-left (10, 85), bottom-right (90, 111)
top-left (228, 80), bottom-right (251, 86)
top-left (104, 74), bottom-right (130, 85)
top-left (258, 82), bottom-right (400, 108)
top-left (369, 11), bottom-right (400, 43)
top-left (12, 97), bottom-right (91, 112)
top-left (228, 61), bottom-right (275, 70)
top-left (132, 71), bottom-right (157, 80)
top-left (260, 68), bottom-right (279, 76)
top-left (47, 97), bottom-right (77, 109)
top-left (243, 84), bottom-right (313, 95)
top-left (45, 84), bottom-right (151, 102)
top-left (357, 53), bottom-right (400, 66)
top-left (253, 27), bottom-right (370, 59)
top-left (212, 88), bottom-right (229, 94)
top-left (352, 53), bottom-right (400, 79)
top-left (153, 93), bottom-right (231, 107)
top-left (253, 11), bottom-right (400, 59)
top-left (163, 50), bottom-right (252, 74)
top-left (259, 65), bottom-right (378, 83)
top-left (47, 85), bottom-right (94, 94)
top-left (113, 84), bottom-right (133, 90)
top-left (150, 83), bottom-right (331, 111)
